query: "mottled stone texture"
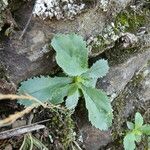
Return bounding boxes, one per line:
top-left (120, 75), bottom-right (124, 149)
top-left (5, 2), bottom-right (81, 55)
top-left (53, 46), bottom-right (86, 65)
top-left (0, 0), bottom-right (8, 31)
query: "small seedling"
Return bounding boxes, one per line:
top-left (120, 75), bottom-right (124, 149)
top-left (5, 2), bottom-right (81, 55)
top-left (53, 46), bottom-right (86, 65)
top-left (18, 33), bottom-right (113, 130)
top-left (123, 112), bottom-right (150, 150)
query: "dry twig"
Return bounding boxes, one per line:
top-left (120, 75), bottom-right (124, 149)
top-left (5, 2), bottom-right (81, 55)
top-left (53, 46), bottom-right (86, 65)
top-left (0, 124), bottom-right (45, 140)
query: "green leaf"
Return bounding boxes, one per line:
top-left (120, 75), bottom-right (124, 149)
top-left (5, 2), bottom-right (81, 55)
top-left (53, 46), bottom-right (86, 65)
top-left (84, 59), bottom-right (109, 79)
top-left (140, 124), bottom-right (150, 135)
top-left (81, 75), bottom-right (97, 88)
top-left (135, 135), bottom-right (141, 143)
top-left (81, 86), bottom-right (113, 130)
top-left (51, 33), bottom-right (88, 76)
top-left (135, 112), bottom-right (143, 128)
top-left (127, 121), bottom-right (134, 130)
top-left (50, 84), bottom-right (72, 104)
top-left (123, 133), bottom-right (136, 150)
top-left (68, 83), bottom-right (78, 96)
top-left (18, 76), bottom-right (73, 106)
top-left (65, 89), bottom-right (79, 110)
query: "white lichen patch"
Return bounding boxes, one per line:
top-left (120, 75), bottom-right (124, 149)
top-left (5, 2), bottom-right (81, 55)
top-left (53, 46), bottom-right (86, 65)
top-left (33, 0), bottom-right (85, 20)
top-left (87, 22), bottom-right (120, 56)
top-left (0, 0), bottom-right (8, 31)
top-left (2, 0), bottom-right (8, 6)
top-left (0, 0), bottom-right (8, 10)
top-left (99, 0), bottom-right (109, 11)
top-left (103, 23), bottom-right (119, 41)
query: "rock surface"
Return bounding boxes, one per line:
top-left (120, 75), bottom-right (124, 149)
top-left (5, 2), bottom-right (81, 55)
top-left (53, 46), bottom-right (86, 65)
top-left (97, 49), bottom-right (150, 100)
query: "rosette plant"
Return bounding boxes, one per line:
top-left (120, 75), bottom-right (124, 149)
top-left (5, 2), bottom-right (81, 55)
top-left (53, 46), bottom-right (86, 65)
top-left (18, 33), bottom-right (113, 130)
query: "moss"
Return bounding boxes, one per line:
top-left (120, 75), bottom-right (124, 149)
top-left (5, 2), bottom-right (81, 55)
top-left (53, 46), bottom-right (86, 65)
top-left (114, 4), bottom-right (150, 33)
top-left (33, 107), bottom-right (75, 149)
top-left (104, 1), bottom-right (150, 65)
top-left (105, 35), bottom-right (149, 65)
top-left (89, 1), bottom-right (150, 57)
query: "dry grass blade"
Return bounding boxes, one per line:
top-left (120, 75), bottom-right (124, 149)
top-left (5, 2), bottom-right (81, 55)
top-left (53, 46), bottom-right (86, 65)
top-left (0, 94), bottom-right (46, 107)
top-left (0, 94), bottom-right (34, 100)
top-left (0, 94), bottom-right (44, 127)
top-left (0, 93), bottom-right (65, 127)
top-left (0, 103), bottom-right (38, 127)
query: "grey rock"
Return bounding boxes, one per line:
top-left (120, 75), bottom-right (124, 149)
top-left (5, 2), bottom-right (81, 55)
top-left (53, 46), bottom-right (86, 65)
top-left (110, 61), bottom-right (150, 149)
top-left (97, 49), bottom-right (150, 101)
top-left (80, 125), bottom-right (111, 150)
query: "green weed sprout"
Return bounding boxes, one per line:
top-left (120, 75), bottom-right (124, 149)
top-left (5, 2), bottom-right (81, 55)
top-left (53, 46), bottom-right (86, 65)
top-left (123, 112), bottom-right (150, 150)
top-left (18, 33), bottom-right (113, 130)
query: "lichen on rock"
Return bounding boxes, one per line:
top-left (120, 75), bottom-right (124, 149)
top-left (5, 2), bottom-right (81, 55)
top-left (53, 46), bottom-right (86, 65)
top-left (99, 0), bottom-right (109, 11)
top-left (87, 0), bottom-right (150, 58)
top-left (115, 2), bottom-right (150, 34)
top-left (0, 0), bottom-right (8, 31)
top-left (0, 0), bottom-right (8, 10)
top-left (33, 0), bottom-right (85, 20)
top-left (87, 22), bottom-right (120, 57)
